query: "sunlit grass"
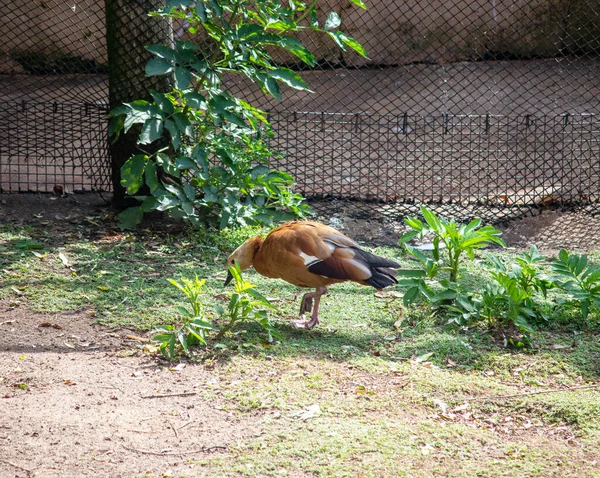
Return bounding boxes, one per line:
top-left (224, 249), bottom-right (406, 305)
top-left (1, 220), bottom-right (599, 477)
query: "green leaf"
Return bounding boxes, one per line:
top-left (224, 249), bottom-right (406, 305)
top-left (195, 2), bottom-right (207, 21)
top-left (120, 154), bottom-right (147, 194)
top-left (174, 66), bottom-right (192, 89)
top-left (396, 269), bottom-right (427, 278)
top-left (172, 112), bottom-right (194, 137)
top-left (325, 11), bottom-right (342, 30)
top-left (174, 156), bottom-right (196, 170)
top-left (117, 206), bottom-right (144, 230)
top-left (207, 0), bottom-right (223, 17)
top-left (268, 68), bottom-right (311, 91)
top-left (403, 286), bottom-right (420, 306)
top-left (279, 37), bottom-right (316, 66)
top-left (258, 74), bottom-right (281, 100)
top-left (145, 44), bottom-right (177, 61)
top-left (149, 90), bottom-right (174, 115)
top-left (145, 58), bottom-right (173, 76)
top-left (139, 118), bottom-right (164, 144)
top-left (348, 0), bottom-right (367, 8)
top-left (340, 34), bottom-right (368, 58)
top-left (164, 119), bottom-right (181, 151)
top-left (145, 161), bottom-right (160, 193)
top-left (166, 0), bottom-right (193, 9)
top-left (184, 92), bottom-right (207, 109)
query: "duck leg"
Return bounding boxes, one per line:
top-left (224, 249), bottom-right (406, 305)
top-left (294, 287), bottom-right (328, 329)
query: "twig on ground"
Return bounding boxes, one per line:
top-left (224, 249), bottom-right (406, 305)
top-left (123, 445), bottom-right (227, 456)
top-left (462, 384), bottom-right (600, 402)
top-left (0, 458), bottom-right (33, 475)
top-left (141, 391), bottom-right (197, 399)
top-left (167, 420), bottom-right (179, 439)
top-left (176, 420), bottom-right (193, 431)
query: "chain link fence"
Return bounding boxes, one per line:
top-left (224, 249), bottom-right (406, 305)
top-left (1, 0), bottom-right (599, 221)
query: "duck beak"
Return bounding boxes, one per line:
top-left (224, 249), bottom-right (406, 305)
top-left (224, 270), bottom-right (233, 287)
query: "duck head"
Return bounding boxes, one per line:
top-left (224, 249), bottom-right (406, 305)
top-left (224, 235), bottom-right (263, 286)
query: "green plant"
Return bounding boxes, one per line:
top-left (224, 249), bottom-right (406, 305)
top-left (215, 261), bottom-right (281, 342)
top-left (400, 206), bottom-right (506, 283)
top-left (152, 276), bottom-right (217, 358)
top-left (153, 265), bottom-right (280, 358)
top-left (484, 245), bottom-right (552, 299)
top-left (449, 273), bottom-right (536, 339)
top-left (551, 249), bottom-right (600, 319)
top-left (109, 0), bottom-right (367, 229)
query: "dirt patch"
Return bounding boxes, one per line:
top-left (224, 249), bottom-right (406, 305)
top-left (0, 302), bottom-right (261, 478)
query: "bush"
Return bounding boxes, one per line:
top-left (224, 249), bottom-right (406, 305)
top-left (109, 0), bottom-right (367, 229)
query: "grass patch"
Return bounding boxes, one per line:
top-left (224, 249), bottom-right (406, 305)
top-left (1, 219), bottom-right (599, 476)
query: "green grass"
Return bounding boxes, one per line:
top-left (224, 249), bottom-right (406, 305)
top-left (1, 219), bottom-right (600, 477)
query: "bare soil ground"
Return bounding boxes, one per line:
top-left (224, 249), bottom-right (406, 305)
top-left (0, 302), bottom-right (261, 478)
top-left (1, 193), bottom-right (599, 477)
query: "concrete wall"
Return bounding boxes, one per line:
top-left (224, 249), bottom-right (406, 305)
top-left (0, 0), bottom-right (598, 74)
top-left (0, 0), bottom-right (107, 73)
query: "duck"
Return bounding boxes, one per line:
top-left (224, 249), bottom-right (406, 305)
top-left (224, 221), bottom-right (401, 329)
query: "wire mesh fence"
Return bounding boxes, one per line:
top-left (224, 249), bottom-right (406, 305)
top-left (0, 0), bottom-right (109, 193)
top-left (0, 0), bottom-right (599, 221)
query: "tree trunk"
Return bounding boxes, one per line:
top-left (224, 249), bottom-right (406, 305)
top-left (105, 0), bottom-right (172, 206)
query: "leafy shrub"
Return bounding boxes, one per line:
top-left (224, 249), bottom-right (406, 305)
top-left (398, 209), bottom-right (566, 341)
top-left (214, 262), bottom-right (281, 342)
top-left (398, 206), bottom-right (505, 307)
top-left (152, 265), bottom-right (279, 359)
top-left (400, 205), bottom-right (505, 282)
top-left (152, 276), bottom-right (216, 358)
top-left (551, 249), bottom-right (600, 319)
top-left (109, 0), bottom-right (367, 229)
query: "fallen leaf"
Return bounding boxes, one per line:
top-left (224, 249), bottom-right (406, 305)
top-left (32, 251), bottom-right (47, 259)
top-left (414, 352), bottom-right (434, 363)
top-left (291, 404), bottom-right (321, 420)
top-left (170, 363), bottom-right (186, 372)
top-left (10, 286), bottom-right (23, 296)
top-left (432, 398), bottom-right (448, 413)
top-left (126, 335), bottom-right (150, 342)
top-left (58, 252), bottom-right (71, 267)
top-left (64, 380), bottom-right (76, 386)
top-left (421, 444), bottom-right (434, 455)
top-left (97, 285), bottom-right (110, 291)
top-left (549, 344), bottom-right (569, 350)
top-left (63, 342), bottom-right (76, 349)
top-left (375, 290), bottom-right (403, 299)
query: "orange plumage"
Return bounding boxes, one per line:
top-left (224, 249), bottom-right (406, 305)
top-left (225, 221), bottom-right (401, 328)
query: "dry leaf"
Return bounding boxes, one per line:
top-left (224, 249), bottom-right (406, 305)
top-left (126, 335), bottom-right (150, 342)
top-left (421, 444), bottom-right (434, 455)
top-left (58, 252), bottom-right (71, 267)
top-left (170, 363), bottom-right (186, 372)
top-left (549, 344), bottom-right (569, 350)
top-left (292, 404), bottom-right (321, 421)
top-left (39, 322), bottom-right (63, 329)
top-left (375, 290), bottom-right (403, 299)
